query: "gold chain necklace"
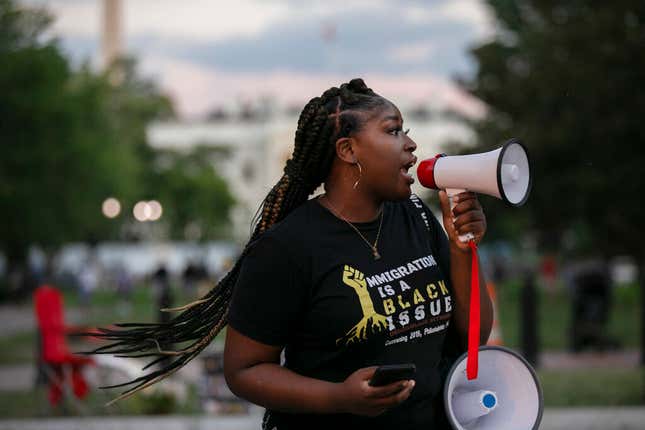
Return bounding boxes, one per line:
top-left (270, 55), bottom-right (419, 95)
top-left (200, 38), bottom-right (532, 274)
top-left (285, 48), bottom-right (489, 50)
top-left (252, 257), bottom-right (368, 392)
top-left (322, 195), bottom-right (384, 260)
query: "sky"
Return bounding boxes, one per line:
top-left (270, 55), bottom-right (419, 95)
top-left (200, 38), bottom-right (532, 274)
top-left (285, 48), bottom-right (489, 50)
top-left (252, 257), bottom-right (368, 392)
top-left (22, 0), bottom-right (495, 118)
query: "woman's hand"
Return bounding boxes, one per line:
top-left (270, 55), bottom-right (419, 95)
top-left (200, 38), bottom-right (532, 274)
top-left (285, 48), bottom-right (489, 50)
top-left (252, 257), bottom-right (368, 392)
top-left (438, 190), bottom-right (487, 252)
top-left (335, 366), bottom-right (415, 417)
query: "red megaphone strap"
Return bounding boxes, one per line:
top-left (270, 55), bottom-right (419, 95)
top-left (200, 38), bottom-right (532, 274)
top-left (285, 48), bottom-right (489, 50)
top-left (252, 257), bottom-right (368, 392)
top-left (466, 240), bottom-right (480, 380)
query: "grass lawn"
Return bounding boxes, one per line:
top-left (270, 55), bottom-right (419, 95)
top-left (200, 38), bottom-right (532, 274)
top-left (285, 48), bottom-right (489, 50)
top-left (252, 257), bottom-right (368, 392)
top-left (0, 331), bottom-right (37, 365)
top-left (8, 278), bottom-right (641, 356)
top-left (0, 384), bottom-right (202, 418)
top-left (539, 368), bottom-right (644, 406)
top-left (64, 278), bottom-right (641, 353)
top-left (0, 368), bottom-right (641, 417)
top-left (0, 279), bottom-right (642, 415)
top-left (0, 283), bottom-right (225, 366)
top-left (494, 280), bottom-right (641, 350)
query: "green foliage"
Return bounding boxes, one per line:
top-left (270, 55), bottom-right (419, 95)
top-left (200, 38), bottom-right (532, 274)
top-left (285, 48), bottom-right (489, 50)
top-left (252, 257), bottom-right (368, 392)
top-left (0, 0), bottom-right (233, 273)
top-left (461, 1), bottom-right (645, 256)
top-left (0, 2), bottom-right (145, 257)
top-left (0, 0), bottom-right (51, 51)
top-left (150, 147), bottom-right (235, 240)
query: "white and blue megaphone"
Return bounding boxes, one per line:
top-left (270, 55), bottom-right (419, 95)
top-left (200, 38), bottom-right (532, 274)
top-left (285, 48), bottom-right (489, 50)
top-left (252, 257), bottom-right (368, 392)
top-left (443, 346), bottom-right (544, 430)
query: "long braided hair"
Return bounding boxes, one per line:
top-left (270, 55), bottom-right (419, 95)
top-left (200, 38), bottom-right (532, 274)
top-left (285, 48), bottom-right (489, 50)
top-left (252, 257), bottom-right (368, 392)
top-left (85, 78), bottom-right (389, 404)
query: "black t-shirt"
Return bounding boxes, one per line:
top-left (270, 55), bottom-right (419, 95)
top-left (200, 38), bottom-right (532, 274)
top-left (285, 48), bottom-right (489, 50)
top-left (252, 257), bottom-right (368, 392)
top-left (228, 194), bottom-right (464, 429)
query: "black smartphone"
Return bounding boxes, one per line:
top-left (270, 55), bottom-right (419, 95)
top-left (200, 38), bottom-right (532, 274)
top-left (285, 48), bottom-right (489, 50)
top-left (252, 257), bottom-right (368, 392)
top-left (368, 363), bottom-right (416, 387)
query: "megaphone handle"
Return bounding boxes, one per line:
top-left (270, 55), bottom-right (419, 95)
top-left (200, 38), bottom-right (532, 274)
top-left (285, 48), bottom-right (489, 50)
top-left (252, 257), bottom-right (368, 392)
top-left (445, 188), bottom-right (475, 243)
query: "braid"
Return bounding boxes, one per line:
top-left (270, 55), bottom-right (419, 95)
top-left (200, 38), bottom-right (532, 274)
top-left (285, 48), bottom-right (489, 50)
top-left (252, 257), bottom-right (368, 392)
top-left (82, 78), bottom-right (387, 404)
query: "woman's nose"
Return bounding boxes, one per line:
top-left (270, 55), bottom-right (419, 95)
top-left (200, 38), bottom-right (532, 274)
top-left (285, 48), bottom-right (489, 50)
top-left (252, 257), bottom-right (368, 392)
top-left (405, 137), bottom-right (417, 152)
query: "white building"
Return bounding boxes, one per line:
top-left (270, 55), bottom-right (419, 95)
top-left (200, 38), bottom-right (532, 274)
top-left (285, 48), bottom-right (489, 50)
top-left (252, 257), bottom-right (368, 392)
top-left (147, 104), bottom-right (477, 242)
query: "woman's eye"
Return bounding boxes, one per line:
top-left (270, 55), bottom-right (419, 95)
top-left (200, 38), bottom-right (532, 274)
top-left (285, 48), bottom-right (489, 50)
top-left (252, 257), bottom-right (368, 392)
top-left (389, 128), bottom-right (410, 136)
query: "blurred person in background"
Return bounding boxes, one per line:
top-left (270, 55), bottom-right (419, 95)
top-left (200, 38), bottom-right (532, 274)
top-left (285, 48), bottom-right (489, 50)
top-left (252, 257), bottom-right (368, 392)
top-left (151, 264), bottom-right (173, 325)
top-left (182, 260), bottom-right (200, 298)
top-left (89, 79), bottom-right (492, 429)
top-left (77, 256), bottom-right (100, 308)
top-left (567, 255), bottom-right (620, 352)
top-left (115, 263), bottom-right (134, 317)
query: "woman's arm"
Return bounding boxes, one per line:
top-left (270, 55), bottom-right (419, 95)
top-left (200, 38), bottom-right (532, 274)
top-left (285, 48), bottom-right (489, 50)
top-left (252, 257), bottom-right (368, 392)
top-left (224, 325), bottom-right (339, 413)
top-left (223, 326), bottom-right (415, 416)
top-left (438, 191), bottom-right (494, 349)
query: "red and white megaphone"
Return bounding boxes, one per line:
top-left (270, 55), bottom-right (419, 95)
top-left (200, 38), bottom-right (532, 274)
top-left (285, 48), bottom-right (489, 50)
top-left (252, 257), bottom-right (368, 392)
top-left (418, 139), bottom-right (540, 430)
top-left (417, 138), bottom-right (532, 242)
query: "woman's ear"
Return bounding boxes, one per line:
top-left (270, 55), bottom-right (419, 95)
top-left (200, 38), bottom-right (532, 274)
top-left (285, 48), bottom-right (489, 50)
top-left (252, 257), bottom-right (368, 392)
top-left (335, 137), bottom-right (357, 164)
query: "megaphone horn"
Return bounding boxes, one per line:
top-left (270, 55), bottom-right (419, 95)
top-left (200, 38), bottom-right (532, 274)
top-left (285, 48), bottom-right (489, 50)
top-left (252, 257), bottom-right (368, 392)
top-left (417, 138), bottom-right (532, 208)
top-left (444, 346), bottom-right (544, 430)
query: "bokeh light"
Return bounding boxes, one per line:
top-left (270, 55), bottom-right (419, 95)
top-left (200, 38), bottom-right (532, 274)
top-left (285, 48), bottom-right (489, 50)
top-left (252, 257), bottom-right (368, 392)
top-left (102, 197), bottom-right (121, 218)
top-left (133, 201), bottom-right (150, 222)
top-left (133, 200), bottom-right (163, 221)
top-left (148, 200), bottom-right (163, 221)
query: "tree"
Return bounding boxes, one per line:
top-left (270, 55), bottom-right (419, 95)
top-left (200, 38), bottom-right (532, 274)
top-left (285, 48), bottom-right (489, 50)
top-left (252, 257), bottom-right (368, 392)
top-left (149, 147), bottom-right (235, 241)
top-left (0, 1), bottom-right (143, 294)
top-left (0, 1), bottom-right (233, 299)
top-left (460, 1), bottom-right (645, 258)
top-left (101, 60), bottom-right (234, 242)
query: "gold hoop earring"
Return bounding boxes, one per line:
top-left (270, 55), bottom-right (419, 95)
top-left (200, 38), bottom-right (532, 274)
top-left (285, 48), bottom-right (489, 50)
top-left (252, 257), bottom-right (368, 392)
top-left (353, 161), bottom-right (362, 189)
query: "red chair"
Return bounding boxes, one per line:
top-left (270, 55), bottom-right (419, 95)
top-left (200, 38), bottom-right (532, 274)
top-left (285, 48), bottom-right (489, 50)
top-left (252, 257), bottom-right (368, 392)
top-left (34, 284), bottom-right (95, 406)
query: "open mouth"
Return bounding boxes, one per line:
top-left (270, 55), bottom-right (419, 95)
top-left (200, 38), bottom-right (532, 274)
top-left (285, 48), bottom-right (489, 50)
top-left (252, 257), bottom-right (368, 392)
top-left (400, 157), bottom-right (417, 184)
